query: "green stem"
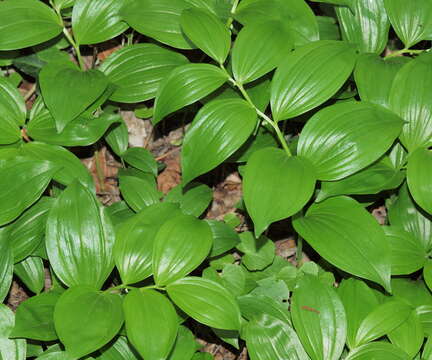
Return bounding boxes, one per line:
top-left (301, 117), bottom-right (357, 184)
top-left (296, 236), bottom-right (303, 266)
top-left (385, 48), bottom-right (425, 59)
top-left (226, 0), bottom-right (240, 28)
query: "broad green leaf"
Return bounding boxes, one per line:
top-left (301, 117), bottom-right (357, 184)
top-left (337, 278), bottom-right (380, 349)
top-left (0, 158), bottom-right (59, 226)
top-left (167, 277), bottom-right (242, 330)
top-left (185, 0), bottom-right (232, 22)
top-left (9, 197), bottom-right (53, 263)
top-left (310, 0), bottom-right (352, 6)
top-left (243, 148), bottom-right (316, 236)
top-left (354, 300), bottom-right (413, 346)
top-left (122, 148), bottom-right (157, 177)
top-left (297, 102), bottom-right (404, 181)
top-left (98, 336), bottom-right (140, 360)
top-left (384, 0), bottom-right (432, 48)
top-left (105, 118), bottom-right (129, 157)
top-left (118, 175), bottom-right (161, 212)
top-left (388, 310), bottom-right (423, 358)
top-left (425, 261), bottom-right (432, 293)
top-left (46, 181), bottom-right (115, 288)
top-left (106, 201), bottom-right (134, 227)
top-left (39, 63), bottom-right (108, 132)
top-left (153, 214), bottom-right (213, 285)
top-left (0, 76), bottom-right (25, 128)
top-left (270, 40), bottom-right (357, 121)
top-left (168, 326), bottom-right (196, 360)
top-left (245, 314), bottom-right (309, 360)
top-left (417, 304), bottom-right (432, 336)
top-left (36, 350), bottom-right (76, 360)
top-left (124, 289), bottom-right (178, 360)
top-left (316, 158), bottom-right (404, 202)
top-left (237, 232), bottom-right (275, 271)
top-left (354, 54), bottom-right (409, 109)
top-left (54, 286), bottom-right (123, 359)
top-left (114, 202), bottom-right (182, 284)
top-left (335, 0), bottom-right (390, 54)
top-left (385, 226), bottom-right (427, 275)
top-left (231, 21), bottom-right (293, 84)
top-left (0, 238), bottom-right (13, 303)
top-left (121, 0), bottom-right (194, 49)
top-left (21, 142), bottom-right (94, 190)
top-left (165, 183), bottom-right (213, 217)
top-left (238, 294), bottom-right (291, 324)
top-left (392, 278), bottom-right (432, 308)
top-left (181, 98), bottom-right (257, 184)
top-left (407, 148), bottom-right (432, 215)
top-left (0, 0), bottom-right (62, 50)
top-left (230, 127), bottom-right (278, 162)
top-left (52, 0), bottom-right (75, 10)
top-left (72, 0), bottom-right (128, 45)
top-left (0, 304), bottom-right (14, 337)
top-left (293, 196), bottom-right (392, 291)
top-left (345, 342), bottom-right (410, 360)
top-left (11, 291), bottom-right (60, 341)
top-left (153, 64), bottom-right (228, 124)
top-left (389, 56), bottom-right (432, 151)
top-left (27, 107), bottom-right (121, 147)
top-left (14, 256), bottom-right (45, 295)
top-left (291, 275), bottom-right (346, 360)
top-left (207, 220), bottom-right (240, 257)
top-left (235, 0), bottom-right (319, 46)
top-left (388, 183), bottom-right (432, 251)
top-left (180, 8), bottom-right (231, 64)
top-left (317, 16), bottom-right (340, 40)
top-left (0, 305), bottom-right (26, 360)
top-left (100, 44), bottom-right (188, 103)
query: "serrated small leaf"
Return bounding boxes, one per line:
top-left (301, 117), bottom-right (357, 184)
top-left (167, 277), bottom-right (242, 330)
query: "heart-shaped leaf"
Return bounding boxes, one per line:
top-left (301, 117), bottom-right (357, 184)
top-left (271, 40), bottom-right (357, 121)
top-left (167, 277), bottom-right (242, 330)
top-left (297, 102), bottom-right (404, 181)
top-left (407, 147), bottom-right (432, 215)
top-left (153, 214), bottom-right (213, 286)
top-left (293, 196), bottom-right (392, 292)
top-left (123, 289), bottom-right (178, 360)
top-left (243, 148), bottom-right (316, 236)
top-left (181, 98), bottom-right (257, 184)
top-left (39, 63), bottom-right (109, 132)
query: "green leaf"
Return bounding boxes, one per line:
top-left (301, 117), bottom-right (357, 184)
top-left (153, 64), bottom-right (228, 124)
top-left (293, 196), bottom-right (392, 292)
top-left (389, 57), bottom-right (432, 151)
top-left (165, 182), bottom-right (213, 217)
top-left (122, 147), bottom-right (157, 176)
top-left (291, 275), bottom-right (346, 360)
top-left (21, 142), bottom-right (94, 190)
top-left (27, 107), bottom-right (121, 147)
top-left (121, 0), bottom-right (194, 49)
top-left (52, 0), bottom-right (75, 10)
top-left (384, 0), bottom-right (432, 48)
top-left (317, 16), bottom-right (340, 40)
top-left (0, 305), bottom-right (26, 360)
top-left (354, 300), bottom-right (413, 346)
top-left (236, 232), bottom-right (275, 271)
top-left (119, 175), bottom-right (161, 212)
top-left (245, 314), bottom-right (308, 360)
top-left (114, 202), bottom-right (182, 284)
top-left (392, 278), bottom-right (432, 308)
top-left (153, 214), bottom-right (213, 285)
top-left (335, 0), bottom-right (390, 54)
top-left (14, 256), bottom-right (45, 295)
top-left (388, 183), bottom-right (432, 251)
top-left (243, 149), bottom-right (316, 236)
top-left (238, 294), bottom-right (291, 324)
top-left (168, 326), bottom-right (197, 360)
top-left (207, 220), bottom-right (240, 257)
top-left (98, 336), bottom-right (140, 360)
top-left (424, 260), bottom-right (432, 293)
top-left (270, 40), bottom-right (357, 121)
top-left (385, 226), bottom-right (427, 275)
top-left (235, 0), bottom-right (319, 46)
top-left (54, 286), bottom-right (124, 359)
top-left (0, 76), bottom-right (26, 127)
top-left (39, 63), bottom-right (108, 132)
top-left (297, 102), bottom-right (404, 181)
top-left (354, 54), bottom-right (409, 109)
top-left (231, 21), bottom-right (293, 84)
top-left (105, 118), bottom-right (129, 157)
top-left (0, 0), bottom-right (62, 50)
top-left (180, 8), bottom-right (231, 64)
top-left (46, 181), bottom-right (115, 289)
top-left (181, 98), bottom-right (257, 184)
top-left (388, 310), bottom-right (423, 358)
top-left (99, 44), bottom-right (188, 103)
top-left (0, 238), bottom-right (13, 303)
top-left (167, 277), bottom-right (242, 330)
top-left (0, 304), bottom-right (14, 337)
top-left (11, 291), bottom-right (60, 341)
top-left (337, 279), bottom-right (380, 349)
top-left (9, 197), bottom-right (53, 263)
top-left (72, 0), bottom-right (128, 45)
top-left (345, 342), bottom-right (410, 360)
top-left (124, 289), bottom-right (178, 360)
top-left (0, 158), bottom-right (59, 226)
top-left (407, 147), bottom-right (432, 215)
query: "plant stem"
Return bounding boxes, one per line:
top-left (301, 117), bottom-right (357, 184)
top-left (226, 0), bottom-right (240, 28)
top-left (62, 28), bottom-right (85, 70)
top-left (296, 235), bottom-right (303, 266)
top-left (385, 48), bottom-right (425, 59)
